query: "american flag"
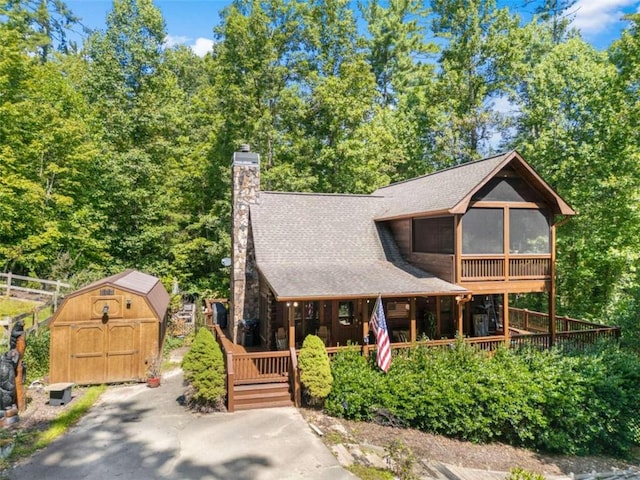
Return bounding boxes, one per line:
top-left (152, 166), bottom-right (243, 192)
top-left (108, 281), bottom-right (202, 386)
top-left (369, 295), bottom-right (391, 373)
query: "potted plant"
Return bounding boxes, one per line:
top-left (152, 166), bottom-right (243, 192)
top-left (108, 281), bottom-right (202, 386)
top-left (146, 354), bottom-right (162, 388)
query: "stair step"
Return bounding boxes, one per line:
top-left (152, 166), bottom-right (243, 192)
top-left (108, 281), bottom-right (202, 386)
top-left (234, 399), bottom-right (294, 411)
top-left (235, 390), bottom-right (290, 401)
top-left (234, 382), bottom-right (289, 392)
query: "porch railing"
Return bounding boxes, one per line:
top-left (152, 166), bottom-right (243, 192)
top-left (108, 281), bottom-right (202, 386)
top-left (461, 255), bottom-right (551, 281)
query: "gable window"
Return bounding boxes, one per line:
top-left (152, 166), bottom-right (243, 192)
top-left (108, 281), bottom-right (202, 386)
top-left (510, 209), bottom-right (550, 254)
top-left (413, 217), bottom-right (454, 254)
top-left (462, 208), bottom-right (504, 254)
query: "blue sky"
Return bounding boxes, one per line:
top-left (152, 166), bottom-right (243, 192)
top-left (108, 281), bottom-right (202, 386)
top-left (66, 0), bottom-right (640, 56)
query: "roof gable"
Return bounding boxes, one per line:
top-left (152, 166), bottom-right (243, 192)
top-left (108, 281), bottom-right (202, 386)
top-left (64, 269), bottom-right (170, 321)
top-left (374, 151), bottom-right (575, 219)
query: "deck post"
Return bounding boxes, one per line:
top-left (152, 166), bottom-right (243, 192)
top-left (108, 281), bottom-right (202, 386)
top-left (226, 350), bottom-right (235, 413)
top-left (549, 223), bottom-right (557, 347)
top-left (410, 297), bottom-right (416, 343)
top-left (361, 299), bottom-right (369, 346)
top-left (503, 293), bottom-right (510, 347)
top-left (287, 303), bottom-right (295, 349)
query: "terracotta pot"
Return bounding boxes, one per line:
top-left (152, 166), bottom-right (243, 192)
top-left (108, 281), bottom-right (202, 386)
top-left (147, 376), bottom-right (161, 388)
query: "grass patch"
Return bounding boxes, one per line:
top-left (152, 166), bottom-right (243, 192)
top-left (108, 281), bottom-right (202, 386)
top-left (348, 464), bottom-right (394, 480)
top-left (9, 385), bottom-right (105, 462)
top-left (0, 298), bottom-right (38, 318)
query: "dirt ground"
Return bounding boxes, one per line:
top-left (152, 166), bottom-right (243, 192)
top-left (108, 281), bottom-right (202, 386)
top-left (14, 385), bottom-right (640, 478)
top-left (300, 408), bottom-right (639, 478)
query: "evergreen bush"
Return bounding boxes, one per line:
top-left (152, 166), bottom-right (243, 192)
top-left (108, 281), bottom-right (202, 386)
top-left (326, 340), bottom-right (640, 457)
top-left (181, 327), bottom-right (225, 411)
top-left (298, 334), bottom-right (333, 405)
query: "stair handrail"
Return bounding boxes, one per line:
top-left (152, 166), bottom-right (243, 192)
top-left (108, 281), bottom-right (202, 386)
top-left (213, 324), bottom-right (236, 412)
top-left (289, 346), bottom-right (301, 407)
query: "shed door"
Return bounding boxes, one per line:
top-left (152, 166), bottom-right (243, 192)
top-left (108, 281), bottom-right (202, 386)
top-left (71, 325), bottom-right (106, 384)
top-left (106, 324), bottom-right (139, 382)
top-left (71, 323), bottom-right (140, 384)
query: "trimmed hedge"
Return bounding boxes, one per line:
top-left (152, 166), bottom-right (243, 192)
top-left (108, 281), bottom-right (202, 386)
top-left (325, 341), bottom-right (640, 456)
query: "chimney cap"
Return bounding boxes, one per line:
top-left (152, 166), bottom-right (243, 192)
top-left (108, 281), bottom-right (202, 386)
top-left (232, 148), bottom-right (260, 166)
top-left (239, 144), bottom-right (251, 152)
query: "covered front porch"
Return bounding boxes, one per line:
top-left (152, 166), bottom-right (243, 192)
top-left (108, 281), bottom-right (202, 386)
top-left (212, 308), bottom-right (620, 411)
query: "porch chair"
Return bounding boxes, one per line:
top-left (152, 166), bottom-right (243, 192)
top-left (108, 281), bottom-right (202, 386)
top-left (317, 326), bottom-right (330, 346)
top-left (276, 328), bottom-right (287, 350)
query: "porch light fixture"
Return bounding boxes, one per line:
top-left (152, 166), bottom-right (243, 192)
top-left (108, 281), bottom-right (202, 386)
top-left (126, 299), bottom-right (131, 309)
top-left (103, 305), bottom-right (109, 315)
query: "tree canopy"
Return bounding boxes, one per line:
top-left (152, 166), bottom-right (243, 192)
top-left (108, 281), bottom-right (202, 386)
top-left (0, 0), bottom-right (638, 339)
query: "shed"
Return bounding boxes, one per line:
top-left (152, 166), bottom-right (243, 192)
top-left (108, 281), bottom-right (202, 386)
top-left (49, 269), bottom-right (170, 385)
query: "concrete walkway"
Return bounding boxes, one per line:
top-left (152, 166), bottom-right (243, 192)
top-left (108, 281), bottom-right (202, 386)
top-left (7, 368), bottom-right (355, 480)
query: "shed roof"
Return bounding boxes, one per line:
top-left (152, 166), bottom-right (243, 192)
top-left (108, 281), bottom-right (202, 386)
top-left (250, 192), bottom-right (466, 300)
top-left (66, 269), bottom-right (170, 321)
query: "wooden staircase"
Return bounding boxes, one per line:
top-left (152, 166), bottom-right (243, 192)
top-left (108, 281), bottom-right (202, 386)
top-left (233, 379), bottom-right (294, 411)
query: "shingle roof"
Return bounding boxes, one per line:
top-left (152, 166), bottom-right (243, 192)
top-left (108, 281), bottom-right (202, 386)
top-left (374, 151), bottom-right (574, 218)
top-left (68, 269), bottom-right (170, 321)
top-left (249, 151), bottom-right (574, 300)
top-left (250, 192), bottom-right (466, 300)
top-left (373, 152), bottom-right (511, 219)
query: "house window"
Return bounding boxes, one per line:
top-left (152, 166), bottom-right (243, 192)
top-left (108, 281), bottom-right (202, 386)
top-left (338, 301), bottom-right (354, 326)
top-left (510, 209), bottom-right (550, 254)
top-left (462, 208), bottom-right (504, 254)
top-left (472, 173), bottom-right (541, 203)
top-left (413, 217), bottom-right (455, 254)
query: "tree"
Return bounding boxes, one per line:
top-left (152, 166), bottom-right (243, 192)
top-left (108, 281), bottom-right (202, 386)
top-left (81, 0), bottom-right (190, 276)
top-left (429, 0), bottom-right (523, 165)
top-left (0, 20), bottom-right (103, 275)
top-left (512, 36), bottom-right (640, 321)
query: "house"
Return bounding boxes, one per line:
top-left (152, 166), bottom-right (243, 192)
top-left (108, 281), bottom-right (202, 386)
top-left (228, 147), bottom-right (580, 352)
top-left (49, 269), bottom-right (170, 385)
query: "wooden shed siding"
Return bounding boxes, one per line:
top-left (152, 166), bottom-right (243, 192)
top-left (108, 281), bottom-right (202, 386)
top-left (49, 272), bottom-right (168, 385)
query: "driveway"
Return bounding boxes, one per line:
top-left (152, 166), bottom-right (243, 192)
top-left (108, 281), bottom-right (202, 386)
top-left (8, 368), bottom-right (355, 480)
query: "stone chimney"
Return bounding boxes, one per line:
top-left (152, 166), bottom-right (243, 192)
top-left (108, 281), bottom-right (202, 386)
top-left (231, 145), bottom-right (260, 344)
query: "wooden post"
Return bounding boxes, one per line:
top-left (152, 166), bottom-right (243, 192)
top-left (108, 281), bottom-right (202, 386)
top-left (288, 303), bottom-right (296, 350)
top-left (503, 293), bottom-right (510, 347)
top-left (361, 299), bottom-right (369, 345)
top-left (15, 334), bottom-right (26, 412)
top-left (456, 300), bottom-right (464, 338)
top-left (549, 223), bottom-right (557, 347)
top-left (409, 297), bottom-right (416, 343)
top-left (226, 350), bottom-right (235, 412)
top-left (5, 273), bottom-right (11, 297)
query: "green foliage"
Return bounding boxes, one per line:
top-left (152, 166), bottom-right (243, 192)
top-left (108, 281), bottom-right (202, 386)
top-left (181, 327), bottom-right (225, 407)
top-left (327, 342), bottom-right (640, 457)
top-left (298, 335), bottom-right (333, 404)
top-left (385, 439), bottom-right (418, 480)
top-left (23, 328), bottom-right (50, 383)
top-left (507, 467), bottom-right (546, 480)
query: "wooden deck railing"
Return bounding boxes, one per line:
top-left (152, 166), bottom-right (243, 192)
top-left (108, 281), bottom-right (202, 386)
top-left (210, 312), bottom-right (619, 412)
top-left (461, 256), bottom-right (551, 281)
top-left (509, 308), bottom-right (620, 335)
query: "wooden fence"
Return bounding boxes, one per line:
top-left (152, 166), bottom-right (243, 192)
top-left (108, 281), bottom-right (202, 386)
top-left (0, 272), bottom-right (70, 303)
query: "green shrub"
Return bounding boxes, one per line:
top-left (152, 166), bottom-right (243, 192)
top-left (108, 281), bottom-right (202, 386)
top-left (23, 328), bottom-right (50, 383)
top-left (507, 467), bottom-right (546, 480)
top-left (326, 340), bottom-right (640, 457)
top-left (181, 327), bottom-right (225, 411)
top-left (298, 335), bottom-right (333, 405)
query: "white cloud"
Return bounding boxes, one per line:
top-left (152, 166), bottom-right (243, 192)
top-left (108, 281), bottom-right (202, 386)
top-left (191, 38), bottom-right (214, 57)
top-left (163, 35), bottom-right (214, 57)
top-left (164, 34), bottom-right (189, 49)
top-left (572, 0), bottom-right (638, 34)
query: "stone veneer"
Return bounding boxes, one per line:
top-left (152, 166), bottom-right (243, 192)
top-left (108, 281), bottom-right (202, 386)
top-left (231, 149), bottom-right (261, 344)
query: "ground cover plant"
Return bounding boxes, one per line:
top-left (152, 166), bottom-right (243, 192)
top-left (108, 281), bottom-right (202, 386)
top-left (325, 341), bottom-right (640, 457)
